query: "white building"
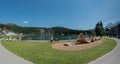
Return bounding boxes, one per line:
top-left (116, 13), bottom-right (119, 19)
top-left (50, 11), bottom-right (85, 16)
top-left (6, 32), bottom-right (17, 36)
top-left (2, 30), bottom-right (17, 36)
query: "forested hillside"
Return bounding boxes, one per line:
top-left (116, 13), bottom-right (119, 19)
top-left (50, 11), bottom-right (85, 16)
top-left (0, 23), bottom-right (91, 36)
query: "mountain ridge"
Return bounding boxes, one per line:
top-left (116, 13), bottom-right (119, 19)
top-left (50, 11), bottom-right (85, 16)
top-left (105, 21), bottom-right (120, 28)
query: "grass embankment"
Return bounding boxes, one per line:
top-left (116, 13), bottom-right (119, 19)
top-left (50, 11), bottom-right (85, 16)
top-left (2, 38), bottom-right (116, 64)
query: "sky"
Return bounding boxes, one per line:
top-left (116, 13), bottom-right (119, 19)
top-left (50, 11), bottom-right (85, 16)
top-left (0, 0), bottom-right (120, 30)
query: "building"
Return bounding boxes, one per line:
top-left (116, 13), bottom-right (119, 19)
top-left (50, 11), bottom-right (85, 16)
top-left (2, 30), bottom-right (17, 36)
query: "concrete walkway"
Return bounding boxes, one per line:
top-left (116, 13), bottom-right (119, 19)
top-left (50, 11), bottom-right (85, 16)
top-left (89, 38), bottom-right (120, 64)
top-left (0, 39), bottom-right (33, 64)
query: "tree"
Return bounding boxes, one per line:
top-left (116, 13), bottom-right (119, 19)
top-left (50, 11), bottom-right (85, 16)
top-left (99, 21), bottom-right (105, 35)
top-left (95, 21), bottom-right (105, 37)
top-left (91, 31), bottom-right (96, 37)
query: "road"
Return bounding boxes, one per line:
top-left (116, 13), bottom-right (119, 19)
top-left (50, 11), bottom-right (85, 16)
top-left (0, 39), bottom-right (33, 64)
top-left (89, 38), bottom-right (120, 64)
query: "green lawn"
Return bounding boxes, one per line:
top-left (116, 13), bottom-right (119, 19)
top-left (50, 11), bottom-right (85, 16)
top-left (2, 38), bottom-right (116, 64)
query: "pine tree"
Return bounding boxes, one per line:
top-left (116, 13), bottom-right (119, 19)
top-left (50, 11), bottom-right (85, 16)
top-left (95, 21), bottom-right (105, 37)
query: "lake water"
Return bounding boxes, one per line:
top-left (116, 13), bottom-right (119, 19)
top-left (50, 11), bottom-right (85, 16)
top-left (21, 35), bottom-right (78, 40)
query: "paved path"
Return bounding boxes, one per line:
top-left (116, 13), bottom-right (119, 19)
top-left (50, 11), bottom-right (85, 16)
top-left (89, 38), bottom-right (120, 64)
top-left (0, 39), bottom-right (33, 64)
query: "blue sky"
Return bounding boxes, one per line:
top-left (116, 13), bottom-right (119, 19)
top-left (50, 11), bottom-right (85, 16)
top-left (0, 0), bottom-right (120, 30)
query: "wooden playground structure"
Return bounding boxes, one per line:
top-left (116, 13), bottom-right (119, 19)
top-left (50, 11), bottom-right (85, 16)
top-left (64, 33), bottom-right (101, 46)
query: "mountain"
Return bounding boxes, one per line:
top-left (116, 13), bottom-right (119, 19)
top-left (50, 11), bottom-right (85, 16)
top-left (114, 21), bottom-right (120, 27)
top-left (105, 21), bottom-right (120, 28)
top-left (0, 23), bottom-right (91, 36)
top-left (4, 23), bottom-right (18, 27)
top-left (105, 23), bottom-right (114, 28)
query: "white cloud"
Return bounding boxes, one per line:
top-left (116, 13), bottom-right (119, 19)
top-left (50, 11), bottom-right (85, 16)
top-left (24, 21), bottom-right (29, 24)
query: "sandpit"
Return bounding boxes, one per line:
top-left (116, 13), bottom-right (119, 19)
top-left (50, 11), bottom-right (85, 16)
top-left (51, 40), bottom-right (103, 51)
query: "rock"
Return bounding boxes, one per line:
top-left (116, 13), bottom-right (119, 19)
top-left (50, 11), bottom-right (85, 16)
top-left (64, 42), bottom-right (73, 47)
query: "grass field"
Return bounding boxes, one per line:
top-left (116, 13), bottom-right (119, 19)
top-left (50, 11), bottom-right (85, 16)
top-left (2, 38), bottom-right (116, 64)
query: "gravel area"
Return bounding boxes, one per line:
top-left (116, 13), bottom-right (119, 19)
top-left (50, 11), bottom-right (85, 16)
top-left (51, 40), bottom-right (102, 51)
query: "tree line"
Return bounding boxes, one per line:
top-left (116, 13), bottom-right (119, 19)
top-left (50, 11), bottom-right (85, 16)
top-left (0, 23), bottom-right (91, 36)
top-left (0, 21), bottom-right (105, 37)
